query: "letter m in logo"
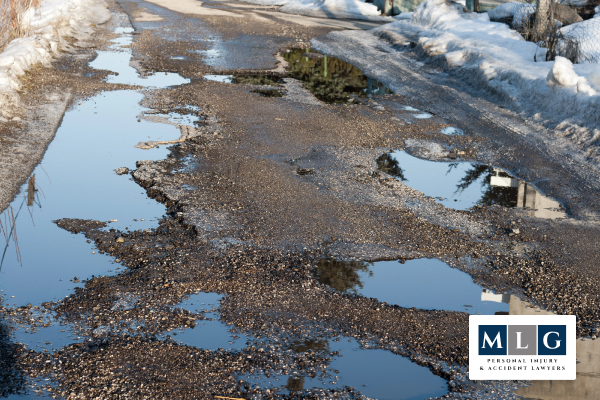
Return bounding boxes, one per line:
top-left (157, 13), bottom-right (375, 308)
top-left (479, 325), bottom-right (507, 355)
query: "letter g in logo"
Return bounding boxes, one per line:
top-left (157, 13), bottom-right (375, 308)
top-left (538, 325), bottom-right (567, 355)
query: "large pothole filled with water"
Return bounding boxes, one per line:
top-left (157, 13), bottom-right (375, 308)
top-left (377, 150), bottom-right (566, 218)
top-left (314, 258), bottom-right (511, 315)
top-left (202, 48), bottom-right (392, 104)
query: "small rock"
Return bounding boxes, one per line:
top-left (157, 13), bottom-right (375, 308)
top-left (512, 228), bottom-right (520, 235)
top-left (109, 219), bottom-right (118, 222)
top-left (114, 167), bottom-right (129, 175)
top-left (116, 237), bottom-right (125, 243)
top-left (296, 167), bottom-right (314, 176)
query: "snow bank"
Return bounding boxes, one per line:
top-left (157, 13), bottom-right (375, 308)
top-left (487, 1), bottom-right (535, 27)
top-left (242, 0), bottom-right (391, 21)
top-left (374, 0), bottom-right (600, 155)
top-left (0, 0), bottom-right (111, 118)
top-left (561, 17), bottom-right (600, 63)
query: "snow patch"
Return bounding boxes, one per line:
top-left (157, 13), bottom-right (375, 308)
top-left (546, 56), bottom-right (580, 87)
top-left (375, 0), bottom-right (599, 138)
top-left (487, 2), bottom-right (536, 27)
top-left (0, 0), bottom-right (111, 118)
top-left (242, 0), bottom-right (392, 21)
top-left (561, 17), bottom-right (600, 63)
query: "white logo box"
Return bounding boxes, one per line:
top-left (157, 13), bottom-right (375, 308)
top-left (469, 315), bottom-right (576, 380)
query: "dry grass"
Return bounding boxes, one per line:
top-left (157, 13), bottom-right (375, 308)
top-left (0, 0), bottom-right (41, 51)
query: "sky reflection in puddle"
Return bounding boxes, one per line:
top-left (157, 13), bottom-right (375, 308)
top-left (0, 27), bottom-right (191, 306)
top-left (203, 74), bottom-right (234, 83)
top-left (0, 90), bottom-right (175, 306)
top-left (146, 106), bottom-right (202, 127)
top-left (171, 293), bottom-right (447, 399)
top-left (245, 337), bottom-right (447, 400)
top-left (11, 318), bottom-right (83, 352)
top-left (169, 292), bottom-right (254, 350)
top-left (377, 150), bottom-right (566, 218)
top-left (314, 258), bottom-right (509, 315)
top-left (90, 27), bottom-right (189, 88)
top-left (441, 127), bottom-right (464, 135)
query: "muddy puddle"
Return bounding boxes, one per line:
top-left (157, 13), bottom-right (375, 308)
top-left (143, 105), bottom-right (203, 127)
top-left (377, 150), bottom-right (566, 218)
top-left (314, 258), bottom-right (509, 315)
top-left (283, 48), bottom-right (392, 104)
top-left (202, 48), bottom-right (391, 104)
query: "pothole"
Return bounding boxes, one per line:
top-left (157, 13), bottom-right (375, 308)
top-left (377, 150), bottom-right (566, 218)
top-left (166, 292), bottom-right (254, 350)
top-left (441, 127), bottom-right (464, 135)
top-left (283, 48), bottom-right (392, 104)
top-left (202, 48), bottom-right (392, 104)
top-left (89, 27), bottom-right (189, 88)
top-left (314, 258), bottom-right (509, 315)
top-left (0, 26), bottom-right (190, 306)
top-left (244, 336), bottom-right (448, 399)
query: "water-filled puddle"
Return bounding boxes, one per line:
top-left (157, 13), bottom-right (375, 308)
top-left (0, 91), bottom-right (180, 306)
top-left (314, 258), bottom-right (509, 315)
top-left (144, 105), bottom-right (203, 127)
top-left (168, 292), bottom-right (254, 350)
top-left (283, 48), bottom-right (392, 104)
top-left (202, 49), bottom-right (392, 104)
top-left (203, 74), bottom-right (282, 86)
top-left (0, 27), bottom-right (189, 306)
top-left (441, 127), bottom-right (464, 135)
top-left (90, 27), bottom-right (189, 88)
top-left (245, 336), bottom-right (447, 399)
top-left (377, 150), bottom-right (566, 218)
top-left (11, 318), bottom-right (83, 352)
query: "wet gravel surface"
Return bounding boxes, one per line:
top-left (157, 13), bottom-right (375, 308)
top-left (2, 0), bottom-right (600, 399)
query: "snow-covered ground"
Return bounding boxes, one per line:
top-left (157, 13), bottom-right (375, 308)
top-left (242, 0), bottom-right (393, 21)
top-left (0, 0), bottom-right (111, 118)
top-left (372, 0), bottom-right (600, 158)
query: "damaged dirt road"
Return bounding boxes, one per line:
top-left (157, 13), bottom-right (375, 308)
top-left (1, 0), bottom-right (600, 399)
